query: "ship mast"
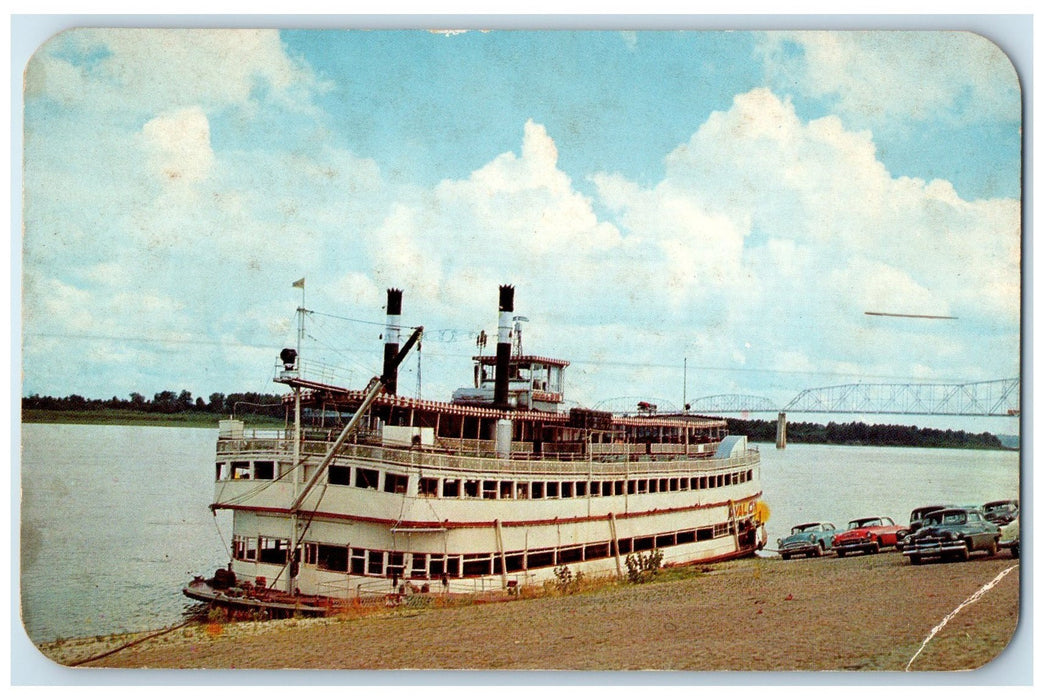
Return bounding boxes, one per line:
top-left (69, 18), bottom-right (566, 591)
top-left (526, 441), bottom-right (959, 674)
top-left (290, 278), bottom-right (305, 592)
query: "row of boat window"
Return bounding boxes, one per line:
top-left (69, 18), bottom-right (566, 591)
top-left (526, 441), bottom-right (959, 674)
top-left (231, 522), bottom-right (735, 579)
top-left (219, 460), bottom-right (754, 498)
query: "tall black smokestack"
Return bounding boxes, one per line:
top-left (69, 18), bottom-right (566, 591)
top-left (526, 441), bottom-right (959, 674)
top-left (493, 285), bottom-right (514, 409)
top-left (383, 289), bottom-right (403, 395)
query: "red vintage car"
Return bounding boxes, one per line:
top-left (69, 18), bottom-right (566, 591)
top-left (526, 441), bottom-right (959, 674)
top-left (832, 516), bottom-right (906, 557)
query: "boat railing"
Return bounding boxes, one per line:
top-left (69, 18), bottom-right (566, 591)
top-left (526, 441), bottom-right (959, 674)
top-left (219, 433), bottom-right (758, 477)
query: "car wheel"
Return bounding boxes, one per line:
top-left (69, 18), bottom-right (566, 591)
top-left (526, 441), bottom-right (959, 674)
top-left (836, 549), bottom-right (845, 558)
top-left (986, 538), bottom-right (998, 557)
top-left (910, 554), bottom-right (922, 565)
top-left (867, 541), bottom-right (880, 555)
top-left (781, 552), bottom-right (790, 560)
top-left (814, 542), bottom-right (824, 557)
top-left (1012, 542), bottom-right (1020, 559)
top-left (956, 544), bottom-right (970, 562)
top-left (895, 531), bottom-right (908, 550)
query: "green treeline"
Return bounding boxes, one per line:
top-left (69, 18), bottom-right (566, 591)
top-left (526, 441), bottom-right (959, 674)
top-left (22, 390), bottom-right (286, 422)
top-left (726, 418), bottom-right (1006, 450)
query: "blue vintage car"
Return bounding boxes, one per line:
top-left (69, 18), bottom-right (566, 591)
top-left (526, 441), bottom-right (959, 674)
top-left (903, 507), bottom-right (1000, 564)
top-left (777, 522), bottom-right (837, 559)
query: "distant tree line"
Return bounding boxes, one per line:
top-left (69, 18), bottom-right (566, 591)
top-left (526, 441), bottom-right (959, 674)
top-left (726, 418), bottom-right (1006, 450)
top-left (22, 390), bottom-right (286, 418)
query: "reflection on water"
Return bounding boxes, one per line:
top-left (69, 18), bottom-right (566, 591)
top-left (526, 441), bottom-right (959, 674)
top-left (19, 424), bottom-right (1019, 643)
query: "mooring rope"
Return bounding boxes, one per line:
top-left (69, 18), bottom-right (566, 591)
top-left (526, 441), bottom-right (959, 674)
top-left (67, 618), bottom-right (197, 667)
top-left (905, 563), bottom-right (1019, 671)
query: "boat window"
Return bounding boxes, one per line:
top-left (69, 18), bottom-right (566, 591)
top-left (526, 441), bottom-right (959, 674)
top-left (585, 542), bottom-right (610, 560)
top-left (676, 529), bottom-right (696, 544)
top-left (575, 481), bottom-right (587, 497)
top-left (367, 550), bottom-right (384, 576)
top-left (612, 481), bottom-right (622, 496)
top-left (516, 482), bottom-right (529, 499)
top-left (232, 536), bottom-right (256, 561)
top-left (527, 549), bottom-right (554, 569)
top-left (696, 527), bottom-right (714, 541)
top-left (637, 479), bottom-right (648, 494)
top-left (679, 477), bottom-right (689, 490)
top-left (254, 461), bottom-right (275, 480)
top-left (504, 553), bottom-right (525, 573)
top-left (410, 553), bottom-right (427, 578)
top-left (384, 473), bottom-right (409, 494)
top-left (317, 544), bottom-right (348, 572)
top-left (443, 479), bottom-right (461, 498)
top-left (648, 479), bottom-right (658, 494)
top-left (446, 557), bottom-right (460, 577)
top-left (558, 546), bottom-right (583, 564)
top-left (483, 480), bottom-right (497, 499)
top-left (304, 543), bottom-right (317, 565)
top-left (532, 482), bottom-right (544, 499)
top-left (429, 555), bottom-right (446, 577)
top-left (656, 533), bottom-right (676, 548)
top-left (500, 481), bottom-right (514, 499)
top-left (462, 554), bottom-right (492, 577)
top-left (216, 462), bottom-right (227, 481)
top-left (464, 480), bottom-right (480, 498)
top-left (713, 522), bottom-right (730, 537)
top-left (633, 536), bottom-right (654, 551)
top-left (259, 537), bottom-right (289, 564)
top-left (350, 548), bottom-right (366, 575)
top-left (232, 461), bottom-right (251, 479)
top-left (659, 478), bottom-right (669, 492)
top-left (546, 482), bottom-right (559, 499)
top-left (355, 467), bottom-right (379, 490)
top-left (329, 466), bottom-right (351, 486)
top-left (419, 477), bottom-right (439, 498)
top-left (589, 481), bottom-right (601, 497)
top-left (561, 481), bottom-right (574, 498)
top-left (387, 552), bottom-right (405, 579)
top-left (627, 480), bottom-right (636, 495)
top-left (617, 538), bottom-right (633, 555)
top-left (669, 478), bottom-right (679, 492)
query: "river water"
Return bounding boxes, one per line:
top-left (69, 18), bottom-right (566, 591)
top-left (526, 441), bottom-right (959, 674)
top-left (17, 423), bottom-right (1021, 645)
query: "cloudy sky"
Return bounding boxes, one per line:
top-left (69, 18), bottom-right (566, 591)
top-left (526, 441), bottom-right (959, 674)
top-left (18, 25), bottom-right (1023, 432)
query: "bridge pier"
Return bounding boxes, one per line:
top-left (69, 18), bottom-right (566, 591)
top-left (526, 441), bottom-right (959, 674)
top-left (776, 412), bottom-right (787, 450)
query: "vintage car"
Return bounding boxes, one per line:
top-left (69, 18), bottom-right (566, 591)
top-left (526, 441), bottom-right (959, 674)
top-left (777, 522), bottom-right (837, 559)
top-left (998, 513), bottom-right (1020, 558)
top-left (982, 499), bottom-right (1019, 525)
top-left (832, 516), bottom-right (905, 557)
top-left (896, 505), bottom-right (951, 551)
top-left (902, 507), bottom-right (1001, 564)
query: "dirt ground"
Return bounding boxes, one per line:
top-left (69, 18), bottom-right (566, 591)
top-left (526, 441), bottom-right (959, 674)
top-left (35, 550), bottom-right (1021, 673)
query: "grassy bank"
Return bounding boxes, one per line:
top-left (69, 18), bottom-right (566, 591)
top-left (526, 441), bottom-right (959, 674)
top-left (21, 409), bottom-right (285, 429)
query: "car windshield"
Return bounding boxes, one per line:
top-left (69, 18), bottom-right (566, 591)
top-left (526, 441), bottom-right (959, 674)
top-left (792, 524), bottom-right (817, 534)
top-left (985, 503), bottom-right (1015, 515)
top-left (848, 518), bottom-right (881, 529)
top-left (925, 511), bottom-right (965, 526)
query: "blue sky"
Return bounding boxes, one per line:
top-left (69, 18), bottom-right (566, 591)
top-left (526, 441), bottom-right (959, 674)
top-left (17, 24), bottom-right (1024, 433)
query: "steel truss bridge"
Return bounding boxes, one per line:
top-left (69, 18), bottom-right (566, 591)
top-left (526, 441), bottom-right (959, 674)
top-left (683, 378), bottom-right (1019, 417)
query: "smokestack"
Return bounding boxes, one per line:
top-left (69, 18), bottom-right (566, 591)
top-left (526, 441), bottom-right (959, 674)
top-left (383, 289), bottom-right (403, 395)
top-left (493, 285), bottom-right (514, 409)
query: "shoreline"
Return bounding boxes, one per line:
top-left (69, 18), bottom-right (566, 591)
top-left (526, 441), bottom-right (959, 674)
top-left (31, 552), bottom-right (1021, 672)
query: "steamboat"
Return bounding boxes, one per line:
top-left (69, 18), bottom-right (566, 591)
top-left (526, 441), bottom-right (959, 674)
top-left (185, 285), bottom-right (766, 613)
